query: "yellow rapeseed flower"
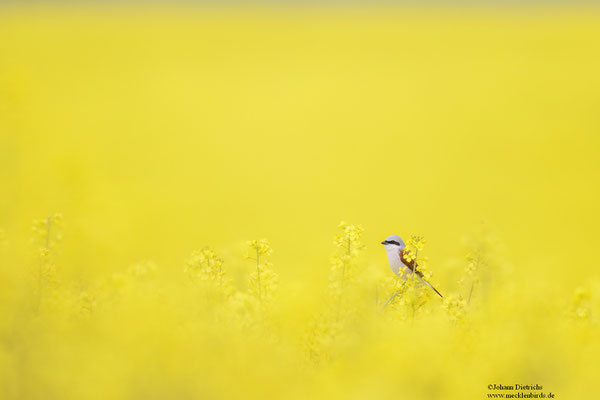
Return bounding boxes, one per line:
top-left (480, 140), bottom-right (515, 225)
top-left (185, 247), bottom-right (234, 302)
top-left (442, 294), bottom-right (467, 324)
top-left (247, 239), bottom-right (278, 306)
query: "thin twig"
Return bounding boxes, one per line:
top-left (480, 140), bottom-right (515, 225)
top-left (379, 281), bottom-right (407, 312)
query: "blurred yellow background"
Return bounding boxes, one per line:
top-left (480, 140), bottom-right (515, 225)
top-left (1, 5), bottom-right (599, 400)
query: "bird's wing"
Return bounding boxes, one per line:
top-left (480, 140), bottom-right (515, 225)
top-left (399, 248), bottom-right (422, 276)
top-left (398, 248), bottom-right (443, 298)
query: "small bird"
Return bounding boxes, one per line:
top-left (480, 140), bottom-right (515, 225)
top-left (381, 234), bottom-right (443, 298)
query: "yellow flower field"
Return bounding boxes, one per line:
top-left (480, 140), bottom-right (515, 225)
top-left (1, 4), bottom-right (599, 399)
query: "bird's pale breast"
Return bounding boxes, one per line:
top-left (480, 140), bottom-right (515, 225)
top-left (385, 248), bottom-right (404, 276)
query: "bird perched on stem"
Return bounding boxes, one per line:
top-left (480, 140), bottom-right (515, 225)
top-left (381, 234), bottom-right (443, 298)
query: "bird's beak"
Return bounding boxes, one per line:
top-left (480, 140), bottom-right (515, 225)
top-left (380, 241), bottom-right (386, 245)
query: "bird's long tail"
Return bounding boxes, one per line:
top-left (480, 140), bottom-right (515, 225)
top-left (422, 279), bottom-right (443, 298)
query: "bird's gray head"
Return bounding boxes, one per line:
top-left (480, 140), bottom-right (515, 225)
top-left (380, 234), bottom-right (405, 250)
